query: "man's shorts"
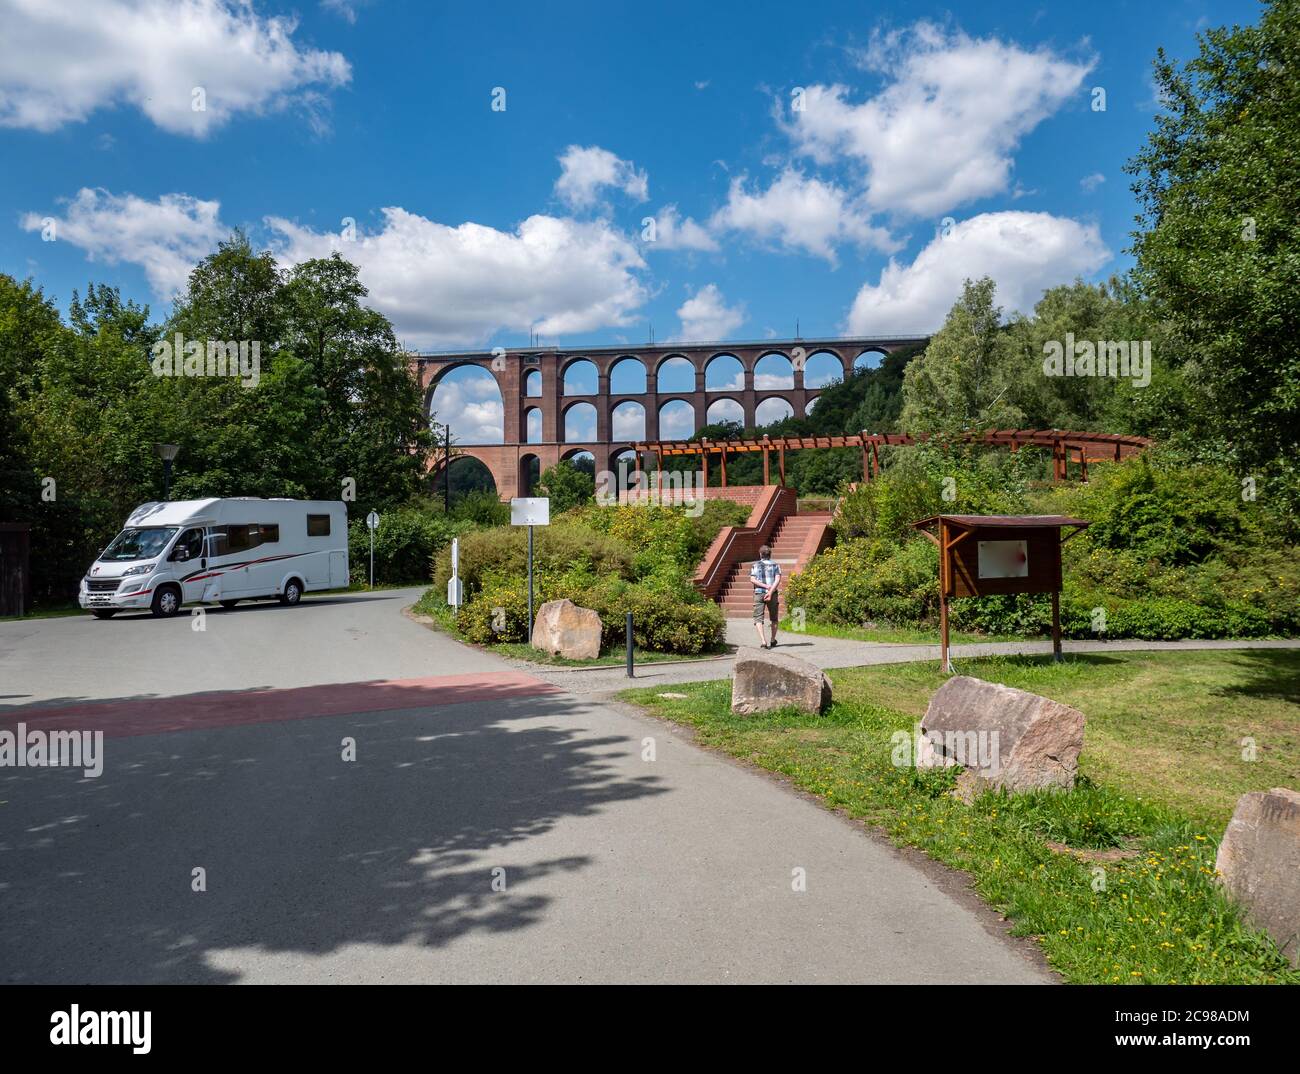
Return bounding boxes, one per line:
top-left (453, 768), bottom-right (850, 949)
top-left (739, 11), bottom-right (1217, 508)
top-left (753, 589), bottom-right (778, 622)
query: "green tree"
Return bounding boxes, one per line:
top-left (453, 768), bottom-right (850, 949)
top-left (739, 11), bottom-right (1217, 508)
top-left (900, 277), bottom-right (1027, 434)
top-left (6, 278), bottom-right (173, 600)
top-left (159, 232), bottom-right (317, 500)
top-left (279, 254), bottom-right (432, 511)
top-left (162, 240), bottom-right (431, 510)
top-left (536, 461), bottom-right (595, 513)
top-left (1126, 0), bottom-right (1299, 502)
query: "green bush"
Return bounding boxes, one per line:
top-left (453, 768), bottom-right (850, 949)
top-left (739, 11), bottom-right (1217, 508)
top-left (797, 450), bottom-right (1300, 641)
top-left (1049, 453), bottom-right (1252, 565)
top-left (581, 578), bottom-right (725, 654)
top-left (786, 537), bottom-right (940, 627)
top-left (348, 507), bottom-right (467, 585)
top-left (454, 574), bottom-right (724, 654)
top-left (686, 499), bottom-right (753, 561)
top-left (434, 498), bottom-right (734, 655)
top-left (832, 458), bottom-right (943, 542)
top-left (948, 593), bottom-right (1052, 636)
top-left (536, 461), bottom-right (594, 513)
top-left (455, 577), bottom-right (535, 644)
top-left (833, 445), bottom-right (1034, 542)
top-left (449, 488), bottom-right (510, 527)
top-left (432, 521), bottom-right (635, 599)
top-left (566, 500), bottom-right (748, 583)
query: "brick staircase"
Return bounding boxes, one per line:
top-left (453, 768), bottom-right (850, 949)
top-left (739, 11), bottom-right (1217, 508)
top-left (692, 485), bottom-right (834, 619)
top-left (716, 511), bottom-right (832, 618)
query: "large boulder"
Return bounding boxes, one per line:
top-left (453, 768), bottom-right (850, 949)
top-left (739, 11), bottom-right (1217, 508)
top-left (916, 675), bottom-right (1084, 793)
top-left (731, 647), bottom-right (831, 716)
top-left (531, 598), bottom-right (602, 660)
top-left (1215, 787), bottom-right (1300, 966)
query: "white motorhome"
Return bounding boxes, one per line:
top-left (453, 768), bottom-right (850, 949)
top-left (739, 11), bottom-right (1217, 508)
top-left (79, 498), bottom-right (349, 619)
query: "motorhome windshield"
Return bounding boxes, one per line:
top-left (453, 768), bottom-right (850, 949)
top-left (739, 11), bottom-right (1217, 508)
top-left (100, 527), bottom-right (179, 562)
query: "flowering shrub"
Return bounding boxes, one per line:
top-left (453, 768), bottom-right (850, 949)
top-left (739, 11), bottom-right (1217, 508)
top-left (438, 501), bottom-right (732, 655)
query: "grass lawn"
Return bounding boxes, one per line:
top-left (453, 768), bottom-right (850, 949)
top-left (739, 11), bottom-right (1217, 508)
top-left (780, 616), bottom-right (1024, 645)
top-left (621, 649), bottom-right (1300, 984)
top-left (0, 602), bottom-right (83, 622)
top-left (410, 587), bottom-right (728, 668)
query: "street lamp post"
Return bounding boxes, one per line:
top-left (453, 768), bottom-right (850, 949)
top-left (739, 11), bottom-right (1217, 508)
top-left (155, 443), bottom-right (180, 500)
top-left (444, 423), bottom-right (451, 514)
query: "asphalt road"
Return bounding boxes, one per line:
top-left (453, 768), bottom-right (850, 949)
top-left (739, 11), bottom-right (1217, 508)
top-left (0, 589), bottom-right (1052, 984)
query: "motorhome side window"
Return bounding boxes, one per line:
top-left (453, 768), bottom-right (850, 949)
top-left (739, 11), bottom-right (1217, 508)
top-left (209, 524), bottom-right (278, 556)
top-left (307, 514), bottom-right (331, 537)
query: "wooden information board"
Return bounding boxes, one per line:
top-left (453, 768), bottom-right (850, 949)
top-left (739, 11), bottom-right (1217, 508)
top-left (911, 514), bottom-right (1089, 671)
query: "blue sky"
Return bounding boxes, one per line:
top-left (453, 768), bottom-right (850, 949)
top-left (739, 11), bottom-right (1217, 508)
top-left (0, 0), bottom-right (1259, 440)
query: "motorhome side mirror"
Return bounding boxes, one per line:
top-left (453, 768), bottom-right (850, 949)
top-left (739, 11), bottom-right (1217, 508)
top-left (176, 548), bottom-right (190, 561)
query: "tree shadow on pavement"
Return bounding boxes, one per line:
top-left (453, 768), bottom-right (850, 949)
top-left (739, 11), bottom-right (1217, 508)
top-left (0, 689), bottom-right (666, 983)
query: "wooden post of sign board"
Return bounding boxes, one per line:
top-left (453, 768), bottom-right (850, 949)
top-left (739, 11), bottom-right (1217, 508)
top-left (762, 436), bottom-right (770, 484)
top-left (1051, 589), bottom-right (1062, 663)
top-left (778, 443), bottom-right (786, 486)
top-left (720, 446), bottom-right (727, 487)
top-left (700, 441), bottom-right (709, 487)
top-left (938, 518), bottom-right (951, 672)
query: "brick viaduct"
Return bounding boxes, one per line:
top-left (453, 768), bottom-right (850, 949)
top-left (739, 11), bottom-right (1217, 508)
top-left (415, 336), bottom-right (926, 500)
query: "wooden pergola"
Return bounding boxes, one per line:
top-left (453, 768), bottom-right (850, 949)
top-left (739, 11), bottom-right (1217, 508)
top-left (630, 429), bottom-right (1152, 486)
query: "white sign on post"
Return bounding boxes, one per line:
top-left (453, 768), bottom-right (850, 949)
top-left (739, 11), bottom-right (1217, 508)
top-left (448, 537), bottom-right (462, 611)
top-left (510, 498), bottom-right (549, 642)
top-left (365, 511), bottom-right (380, 589)
top-left (510, 497), bottom-right (550, 526)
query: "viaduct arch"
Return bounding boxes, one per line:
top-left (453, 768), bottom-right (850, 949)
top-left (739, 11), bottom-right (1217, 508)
top-left (417, 336), bottom-right (924, 499)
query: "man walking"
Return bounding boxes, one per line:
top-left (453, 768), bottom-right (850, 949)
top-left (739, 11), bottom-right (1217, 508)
top-left (750, 544), bottom-right (781, 649)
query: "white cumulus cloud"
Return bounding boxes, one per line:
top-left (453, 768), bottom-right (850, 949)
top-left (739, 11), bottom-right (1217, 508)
top-left (846, 211), bottom-right (1110, 334)
top-left (676, 283), bottom-right (744, 341)
top-left (23, 187), bottom-right (652, 348)
top-left (647, 205), bottom-right (718, 252)
top-left (784, 22), bottom-right (1093, 217)
top-left (709, 169), bottom-right (898, 263)
top-left (268, 207), bottom-right (650, 348)
top-left (554, 145), bottom-right (649, 210)
top-left (0, 0), bottom-right (351, 137)
top-left (20, 187), bottom-right (226, 296)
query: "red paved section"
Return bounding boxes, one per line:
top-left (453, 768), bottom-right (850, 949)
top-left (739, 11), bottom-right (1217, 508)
top-left (0, 673), bottom-right (561, 739)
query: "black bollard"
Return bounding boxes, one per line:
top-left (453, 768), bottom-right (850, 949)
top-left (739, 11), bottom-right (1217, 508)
top-left (626, 612), bottom-right (634, 678)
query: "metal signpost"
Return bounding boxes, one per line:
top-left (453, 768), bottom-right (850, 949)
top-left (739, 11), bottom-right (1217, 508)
top-left (447, 536), bottom-right (463, 614)
top-left (509, 497), bottom-right (550, 641)
top-left (365, 510), bottom-right (380, 589)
